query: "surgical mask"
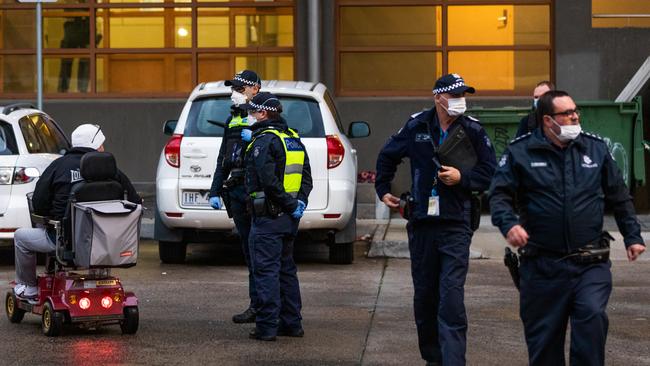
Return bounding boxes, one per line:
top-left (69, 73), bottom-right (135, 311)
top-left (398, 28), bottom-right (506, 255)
top-left (533, 98), bottom-right (539, 109)
top-left (550, 117), bottom-right (581, 142)
top-left (231, 91), bottom-right (248, 106)
top-left (246, 115), bottom-right (257, 125)
top-left (441, 96), bottom-right (467, 116)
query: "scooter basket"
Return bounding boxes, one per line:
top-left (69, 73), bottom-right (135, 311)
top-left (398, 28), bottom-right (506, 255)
top-left (72, 200), bottom-right (142, 268)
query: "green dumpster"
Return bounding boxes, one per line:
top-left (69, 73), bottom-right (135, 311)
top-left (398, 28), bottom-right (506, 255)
top-left (468, 96), bottom-right (645, 187)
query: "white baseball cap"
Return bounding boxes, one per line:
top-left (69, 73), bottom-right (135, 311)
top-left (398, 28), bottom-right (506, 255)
top-left (71, 124), bottom-right (105, 150)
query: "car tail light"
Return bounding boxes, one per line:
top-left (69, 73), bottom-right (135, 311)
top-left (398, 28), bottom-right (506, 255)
top-left (326, 135), bottom-right (345, 169)
top-left (323, 214), bottom-right (341, 219)
top-left (164, 134), bottom-right (183, 168)
top-left (0, 229), bottom-right (17, 233)
top-left (0, 167), bottom-right (13, 185)
top-left (101, 296), bottom-right (113, 309)
top-left (13, 167), bottom-right (39, 184)
top-left (79, 297), bottom-right (91, 310)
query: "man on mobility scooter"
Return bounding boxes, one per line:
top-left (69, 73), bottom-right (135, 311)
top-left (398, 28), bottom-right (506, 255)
top-left (6, 124), bottom-right (142, 336)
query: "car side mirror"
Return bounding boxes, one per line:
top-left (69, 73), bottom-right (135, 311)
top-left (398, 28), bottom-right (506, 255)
top-left (163, 119), bottom-right (178, 136)
top-left (347, 121), bottom-right (370, 138)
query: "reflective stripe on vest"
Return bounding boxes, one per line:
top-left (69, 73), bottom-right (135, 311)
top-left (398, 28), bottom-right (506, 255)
top-left (229, 115), bottom-right (249, 128)
top-left (248, 128), bottom-right (305, 196)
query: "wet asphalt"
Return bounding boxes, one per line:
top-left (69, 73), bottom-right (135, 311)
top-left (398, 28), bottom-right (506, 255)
top-left (0, 235), bottom-right (649, 366)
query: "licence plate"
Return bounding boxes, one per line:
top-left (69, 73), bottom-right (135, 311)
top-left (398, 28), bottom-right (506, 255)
top-left (96, 280), bottom-right (117, 286)
top-left (182, 190), bottom-right (210, 207)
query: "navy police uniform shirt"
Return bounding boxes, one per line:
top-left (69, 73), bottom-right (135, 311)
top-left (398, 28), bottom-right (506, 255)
top-left (375, 107), bottom-right (497, 223)
top-left (489, 128), bottom-right (644, 253)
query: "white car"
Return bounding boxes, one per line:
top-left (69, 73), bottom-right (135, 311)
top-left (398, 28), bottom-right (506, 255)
top-left (155, 80), bottom-right (370, 264)
top-left (0, 104), bottom-right (70, 246)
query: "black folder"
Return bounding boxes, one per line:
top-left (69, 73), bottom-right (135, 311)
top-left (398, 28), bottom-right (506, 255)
top-left (437, 125), bottom-right (477, 171)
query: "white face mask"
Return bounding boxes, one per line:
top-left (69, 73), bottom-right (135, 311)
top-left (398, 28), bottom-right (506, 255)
top-left (231, 91), bottom-right (248, 106)
top-left (550, 117), bottom-right (581, 142)
top-left (246, 114), bottom-right (257, 125)
top-left (441, 96), bottom-right (467, 116)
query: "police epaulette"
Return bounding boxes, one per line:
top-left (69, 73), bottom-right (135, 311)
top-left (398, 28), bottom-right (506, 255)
top-left (466, 115), bottom-right (479, 122)
top-left (509, 132), bottom-right (531, 144)
top-left (581, 131), bottom-right (604, 141)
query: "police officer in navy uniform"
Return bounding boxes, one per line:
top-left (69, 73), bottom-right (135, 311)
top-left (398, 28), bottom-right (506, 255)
top-left (240, 92), bottom-right (312, 341)
top-left (489, 90), bottom-right (645, 366)
top-left (208, 70), bottom-right (261, 323)
top-left (514, 81), bottom-right (554, 137)
top-left (376, 74), bottom-right (496, 365)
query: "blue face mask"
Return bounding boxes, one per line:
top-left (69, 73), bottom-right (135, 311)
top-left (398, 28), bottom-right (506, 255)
top-left (533, 98), bottom-right (539, 109)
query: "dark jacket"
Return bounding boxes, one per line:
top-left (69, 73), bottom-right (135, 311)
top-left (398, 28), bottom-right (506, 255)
top-left (32, 147), bottom-right (141, 219)
top-left (515, 110), bottom-right (537, 137)
top-left (244, 118), bottom-right (313, 214)
top-left (489, 128), bottom-right (644, 252)
top-left (375, 107), bottom-right (497, 222)
top-left (209, 106), bottom-right (249, 198)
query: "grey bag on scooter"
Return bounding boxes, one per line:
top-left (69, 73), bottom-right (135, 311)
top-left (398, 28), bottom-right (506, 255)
top-left (73, 200), bottom-right (142, 268)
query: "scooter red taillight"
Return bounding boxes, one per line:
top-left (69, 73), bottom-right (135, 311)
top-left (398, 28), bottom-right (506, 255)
top-left (326, 135), bottom-right (345, 169)
top-left (164, 134), bottom-right (183, 168)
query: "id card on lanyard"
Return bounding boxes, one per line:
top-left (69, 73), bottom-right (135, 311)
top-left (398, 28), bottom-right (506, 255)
top-left (428, 128), bottom-right (448, 217)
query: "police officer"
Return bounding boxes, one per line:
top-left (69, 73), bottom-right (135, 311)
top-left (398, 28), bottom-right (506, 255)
top-left (241, 92), bottom-right (312, 341)
top-left (489, 90), bottom-right (646, 366)
top-left (208, 70), bottom-right (261, 323)
top-left (376, 74), bottom-right (496, 365)
top-left (514, 81), bottom-right (554, 137)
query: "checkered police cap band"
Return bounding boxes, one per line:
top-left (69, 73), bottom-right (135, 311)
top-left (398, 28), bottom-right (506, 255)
top-left (432, 81), bottom-right (465, 95)
top-left (249, 98), bottom-right (281, 112)
top-left (234, 75), bottom-right (258, 86)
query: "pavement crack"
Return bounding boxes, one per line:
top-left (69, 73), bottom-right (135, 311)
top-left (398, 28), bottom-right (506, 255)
top-left (359, 257), bottom-right (389, 366)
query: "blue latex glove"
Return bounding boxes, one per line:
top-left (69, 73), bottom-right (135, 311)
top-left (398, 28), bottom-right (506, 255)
top-left (291, 200), bottom-right (306, 219)
top-left (241, 129), bottom-right (252, 142)
top-left (209, 196), bottom-right (221, 210)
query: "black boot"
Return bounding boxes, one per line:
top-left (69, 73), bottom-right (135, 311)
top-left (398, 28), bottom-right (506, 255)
top-left (232, 307), bottom-right (256, 324)
top-left (249, 328), bottom-right (276, 341)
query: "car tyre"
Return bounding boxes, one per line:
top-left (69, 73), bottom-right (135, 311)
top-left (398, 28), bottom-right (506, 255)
top-left (159, 241), bottom-right (187, 264)
top-left (5, 291), bottom-right (25, 323)
top-left (42, 302), bottom-right (63, 337)
top-left (121, 306), bottom-right (139, 334)
top-left (329, 242), bottom-right (354, 265)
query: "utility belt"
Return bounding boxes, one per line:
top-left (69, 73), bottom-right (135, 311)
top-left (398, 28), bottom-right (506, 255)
top-left (399, 191), bottom-right (482, 231)
top-left (518, 231), bottom-right (614, 264)
top-left (223, 169), bottom-right (245, 190)
top-left (249, 191), bottom-right (283, 218)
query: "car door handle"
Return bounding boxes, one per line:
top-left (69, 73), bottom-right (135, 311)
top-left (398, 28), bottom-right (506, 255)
top-left (183, 153), bottom-right (207, 159)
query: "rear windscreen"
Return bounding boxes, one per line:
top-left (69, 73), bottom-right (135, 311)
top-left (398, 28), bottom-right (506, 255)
top-left (0, 120), bottom-right (18, 155)
top-left (184, 95), bottom-right (325, 138)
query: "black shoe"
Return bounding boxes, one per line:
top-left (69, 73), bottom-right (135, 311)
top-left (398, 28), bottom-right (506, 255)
top-left (277, 327), bottom-right (304, 337)
top-left (425, 362), bottom-right (441, 366)
top-left (232, 307), bottom-right (256, 324)
top-left (248, 328), bottom-right (276, 341)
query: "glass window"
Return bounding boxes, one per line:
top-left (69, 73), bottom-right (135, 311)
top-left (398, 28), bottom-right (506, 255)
top-left (44, 56), bottom-right (91, 93)
top-left (0, 10), bottom-right (36, 49)
top-left (96, 8), bottom-right (191, 48)
top-left (235, 55), bottom-right (294, 80)
top-left (234, 9), bottom-right (294, 47)
top-left (0, 120), bottom-right (18, 155)
top-left (1, 55), bottom-right (35, 93)
top-left (197, 8), bottom-right (229, 48)
top-left (198, 54), bottom-right (233, 83)
top-left (340, 6), bottom-right (441, 47)
top-left (592, 0), bottom-right (650, 28)
top-left (340, 52), bottom-right (442, 92)
top-left (43, 10), bottom-right (91, 49)
top-left (448, 50), bottom-right (550, 93)
top-left (19, 115), bottom-right (69, 154)
top-left (448, 5), bottom-right (550, 46)
top-left (96, 54), bottom-right (192, 93)
top-left (280, 97), bottom-right (324, 137)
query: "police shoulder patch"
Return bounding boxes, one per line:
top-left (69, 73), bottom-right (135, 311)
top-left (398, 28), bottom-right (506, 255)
top-left (509, 132), bottom-right (532, 145)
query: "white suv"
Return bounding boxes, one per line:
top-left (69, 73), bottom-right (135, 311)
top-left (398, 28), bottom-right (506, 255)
top-left (155, 81), bottom-right (369, 264)
top-left (0, 104), bottom-right (70, 246)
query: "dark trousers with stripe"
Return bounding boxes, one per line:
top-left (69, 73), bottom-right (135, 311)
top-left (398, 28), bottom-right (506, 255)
top-left (249, 213), bottom-right (302, 337)
top-left (407, 219), bottom-right (472, 366)
top-left (519, 255), bottom-right (612, 366)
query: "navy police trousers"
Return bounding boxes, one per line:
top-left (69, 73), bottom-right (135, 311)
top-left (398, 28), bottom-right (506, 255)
top-left (249, 213), bottom-right (302, 337)
top-left (228, 186), bottom-right (257, 309)
top-left (520, 256), bottom-right (612, 366)
top-left (407, 219), bottom-right (472, 366)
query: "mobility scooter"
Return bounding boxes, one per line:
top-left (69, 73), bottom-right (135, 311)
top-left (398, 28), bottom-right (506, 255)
top-left (5, 152), bottom-right (142, 336)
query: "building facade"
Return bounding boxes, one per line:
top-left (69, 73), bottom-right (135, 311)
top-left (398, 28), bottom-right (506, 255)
top-left (1, 0), bottom-right (649, 193)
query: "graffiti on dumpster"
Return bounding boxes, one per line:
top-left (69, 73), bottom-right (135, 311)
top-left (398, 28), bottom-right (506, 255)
top-left (603, 137), bottom-right (629, 185)
top-left (493, 127), bottom-right (511, 157)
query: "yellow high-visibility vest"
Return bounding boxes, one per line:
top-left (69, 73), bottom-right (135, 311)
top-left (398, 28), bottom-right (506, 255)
top-left (228, 115), bottom-right (248, 128)
top-left (248, 128), bottom-right (305, 197)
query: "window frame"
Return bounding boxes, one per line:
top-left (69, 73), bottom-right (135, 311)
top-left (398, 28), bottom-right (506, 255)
top-left (0, 0), bottom-right (296, 99)
top-left (335, 0), bottom-right (555, 97)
